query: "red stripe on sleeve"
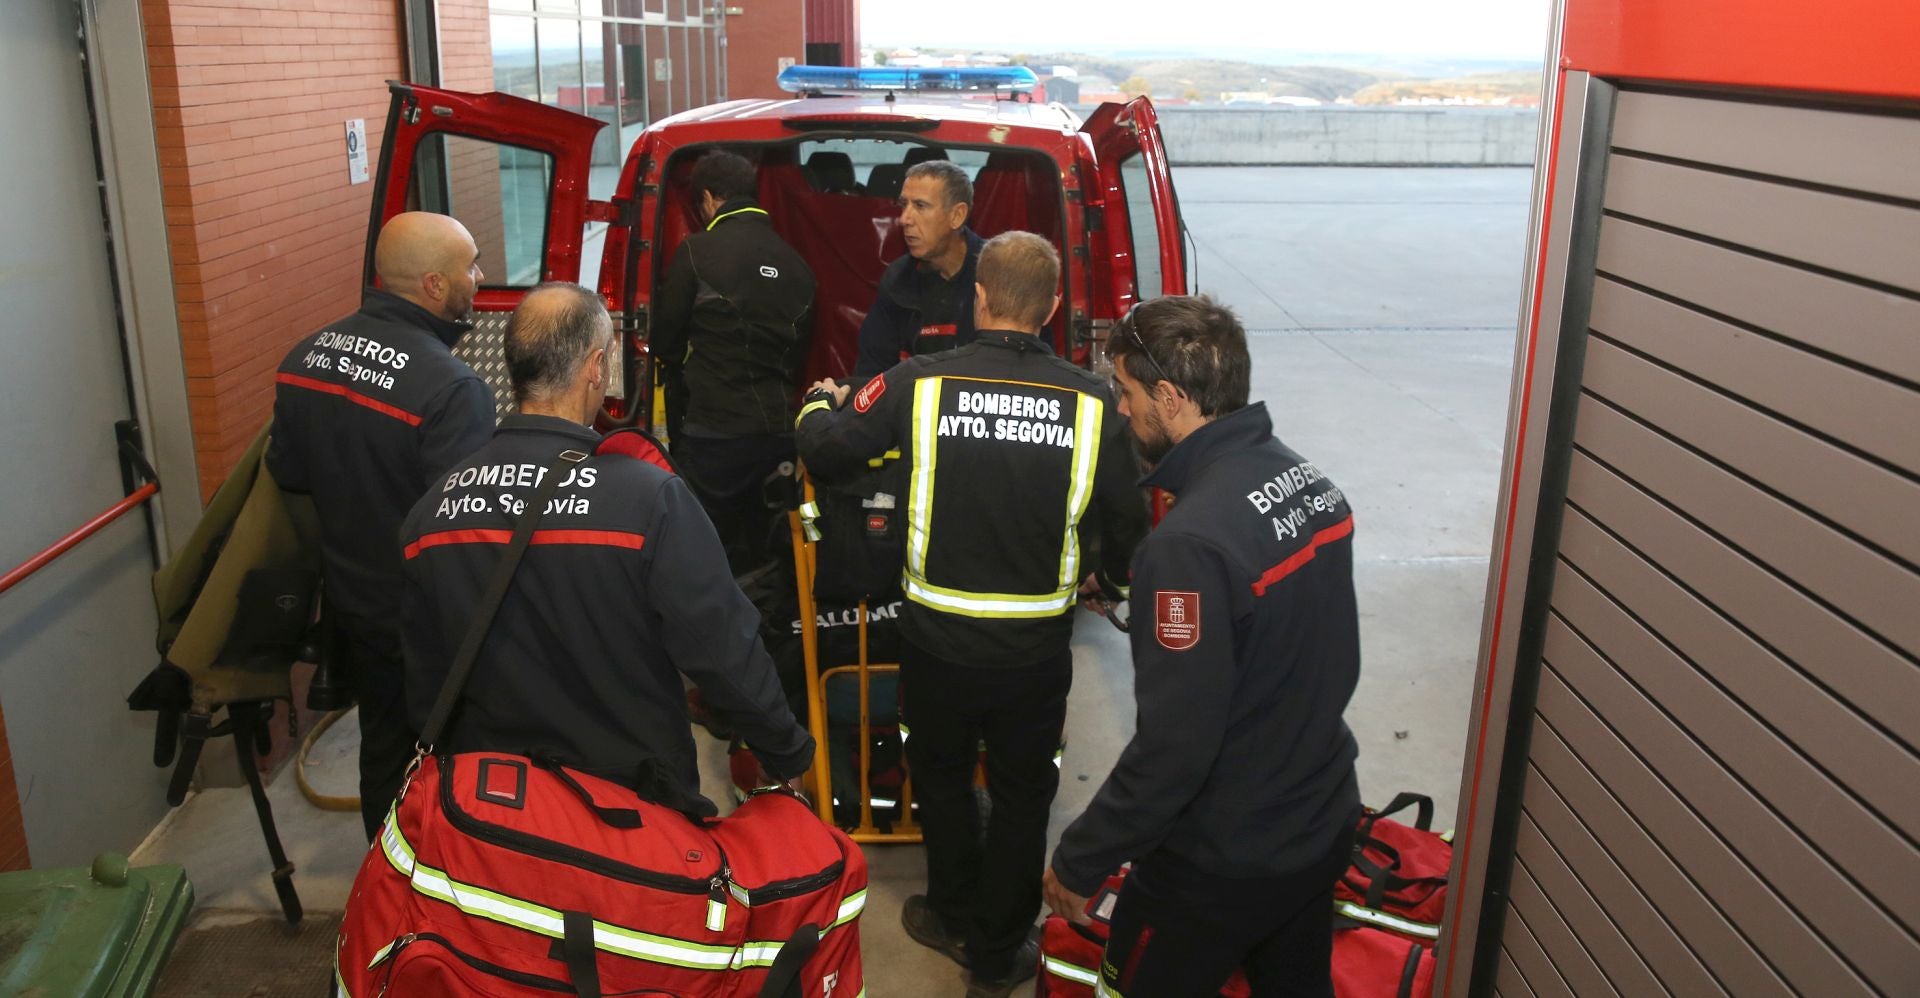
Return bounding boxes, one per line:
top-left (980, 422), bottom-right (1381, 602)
top-left (529, 529), bottom-right (647, 551)
top-left (403, 527), bottom-right (646, 559)
top-left (1250, 515), bottom-right (1354, 596)
top-left (404, 528), bottom-right (514, 559)
top-left (276, 372), bottom-right (423, 426)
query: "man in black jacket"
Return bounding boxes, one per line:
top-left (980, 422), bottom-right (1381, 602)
top-left (652, 151), bottom-right (816, 572)
top-left (268, 210), bottom-right (496, 839)
top-left (798, 232), bottom-right (1147, 997)
top-left (400, 283), bottom-right (814, 811)
top-left (1044, 295), bottom-right (1363, 996)
top-left (852, 160), bottom-right (987, 378)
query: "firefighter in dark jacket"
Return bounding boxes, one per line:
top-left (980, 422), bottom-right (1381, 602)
top-left (1045, 295), bottom-right (1363, 997)
top-left (268, 210), bottom-right (496, 840)
top-left (852, 160), bottom-right (988, 378)
top-left (400, 283), bottom-right (814, 814)
top-left (798, 232), bottom-right (1148, 998)
top-left (651, 151), bottom-right (817, 572)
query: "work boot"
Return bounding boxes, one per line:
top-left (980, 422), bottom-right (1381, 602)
top-left (901, 894), bottom-right (967, 967)
top-left (964, 931), bottom-right (1041, 998)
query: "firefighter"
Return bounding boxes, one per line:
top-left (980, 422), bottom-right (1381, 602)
top-left (1043, 295), bottom-right (1363, 997)
top-left (798, 232), bottom-right (1148, 997)
top-left (398, 283), bottom-right (814, 812)
top-left (268, 210), bottom-right (496, 840)
top-left (851, 160), bottom-right (987, 378)
top-left (651, 151), bottom-right (817, 573)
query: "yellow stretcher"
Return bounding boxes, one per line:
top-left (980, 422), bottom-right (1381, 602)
top-left (787, 471), bottom-right (924, 844)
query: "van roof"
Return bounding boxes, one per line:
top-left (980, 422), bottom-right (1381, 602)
top-left (652, 94), bottom-right (1088, 138)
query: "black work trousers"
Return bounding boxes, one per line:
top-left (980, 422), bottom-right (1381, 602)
top-left (1101, 826), bottom-right (1356, 997)
top-left (901, 639), bottom-right (1071, 980)
top-left (347, 629), bottom-right (417, 841)
top-left (672, 429), bottom-right (792, 576)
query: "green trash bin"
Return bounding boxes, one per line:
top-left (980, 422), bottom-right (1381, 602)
top-left (0, 853), bottom-right (194, 997)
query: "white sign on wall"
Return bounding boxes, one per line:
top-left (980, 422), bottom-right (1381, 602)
top-left (777, 57), bottom-right (797, 73)
top-left (345, 118), bottom-right (368, 185)
top-left (654, 58), bottom-right (673, 82)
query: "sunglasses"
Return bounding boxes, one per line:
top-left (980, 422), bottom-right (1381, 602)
top-left (1116, 301), bottom-right (1175, 393)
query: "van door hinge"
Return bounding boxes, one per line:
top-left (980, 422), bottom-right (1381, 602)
top-left (390, 82), bottom-right (422, 125)
top-left (585, 200), bottom-right (620, 224)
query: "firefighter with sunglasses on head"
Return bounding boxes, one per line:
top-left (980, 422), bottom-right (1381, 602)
top-left (1045, 295), bottom-right (1364, 998)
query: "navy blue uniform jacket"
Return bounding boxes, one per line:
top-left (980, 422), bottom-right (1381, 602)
top-left (852, 228), bottom-right (986, 378)
top-left (398, 414), bottom-right (814, 815)
top-left (267, 289), bottom-right (494, 645)
top-left (1053, 403), bottom-right (1362, 892)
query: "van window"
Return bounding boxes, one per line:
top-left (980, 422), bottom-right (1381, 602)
top-left (797, 139), bottom-right (991, 199)
top-left (1116, 154), bottom-right (1164, 300)
top-left (409, 134), bottom-right (554, 287)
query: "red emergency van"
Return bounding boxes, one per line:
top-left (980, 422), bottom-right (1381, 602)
top-left (359, 66), bottom-right (1189, 420)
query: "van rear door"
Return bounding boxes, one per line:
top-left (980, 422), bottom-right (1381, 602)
top-left (365, 82), bottom-right (605, 300)
top-left (1080, 96), bottom-right (1189, 312)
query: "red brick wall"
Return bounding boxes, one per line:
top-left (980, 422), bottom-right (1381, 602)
top-left (440, 0), bottom-right (493, 92)
top-left (727, 2), bottom-right (805, 100)
top-left (143, 0), bottom-right (408, 500)
top-left (0, 705), bottom-right (27, 872)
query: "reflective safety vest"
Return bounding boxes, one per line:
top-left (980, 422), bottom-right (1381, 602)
top-left (796, 330), bottom-right (1147, 665)
top-left (903, 375), bottom-right (1106, 618)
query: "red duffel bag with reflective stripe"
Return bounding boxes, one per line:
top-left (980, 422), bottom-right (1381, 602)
top-left (1334, 793), bottom-right (1451, 941)
top-left (1332, 923), bottom-right (1434, 998)
top-left (337, 755), bottom-right (865, 997)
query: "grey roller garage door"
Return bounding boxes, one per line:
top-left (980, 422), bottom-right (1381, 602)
top-left (1493, 89), bottom-right (1920, 997)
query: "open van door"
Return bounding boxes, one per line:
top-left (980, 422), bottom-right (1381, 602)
top-left (1080, 96), bottom-right (1189, 311)
top-left (1082, 97), bottom-right (1188, 522)
top-left (365, 82), bottom-right (604, 299)
top-left (364, 83), bottom-right (606, 415)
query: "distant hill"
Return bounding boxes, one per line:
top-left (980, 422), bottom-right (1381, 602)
top-left (872, 47), bottom-right (1543, 106)
top-left (1351, 70), bottom-right (1541, 105)
top-left (1028, 51), bottom-right (1393, 102)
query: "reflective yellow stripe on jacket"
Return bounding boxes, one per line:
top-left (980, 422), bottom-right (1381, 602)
top-left (1057, 391), bottom-right (1104, 589)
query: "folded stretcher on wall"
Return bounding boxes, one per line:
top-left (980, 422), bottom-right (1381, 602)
top-left (125, 425), bottom-right (320, 924)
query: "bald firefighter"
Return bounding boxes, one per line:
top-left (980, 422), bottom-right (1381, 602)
top-left (797, 231), bottom-right (1148, 997)
top-left (269, 211), bottom-right (496, 839)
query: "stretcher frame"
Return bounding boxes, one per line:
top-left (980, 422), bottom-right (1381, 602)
top-left (788, 471), bottom-right (923, 844)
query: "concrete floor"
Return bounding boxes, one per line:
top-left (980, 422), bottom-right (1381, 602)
top-left (131, 166), bottom-right (1530, 995)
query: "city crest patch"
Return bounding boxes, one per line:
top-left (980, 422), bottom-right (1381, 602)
top-left (1155, 591), bottom-right (1201, 651)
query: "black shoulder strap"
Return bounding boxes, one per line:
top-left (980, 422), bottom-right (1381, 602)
top-left (756, 922), bottom-right (821, 998)
top-left (418, 448), bottom-right (589, 748)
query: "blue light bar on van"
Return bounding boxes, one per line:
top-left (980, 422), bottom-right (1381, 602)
top-left (778, 66), bottom-right (1038, 95)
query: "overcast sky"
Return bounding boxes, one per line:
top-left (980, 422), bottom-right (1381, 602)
top-left (862, 0), bottom-right (1551, 62)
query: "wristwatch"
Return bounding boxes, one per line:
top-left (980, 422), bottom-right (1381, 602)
top-left (804, 385), bottom-right (839, 408)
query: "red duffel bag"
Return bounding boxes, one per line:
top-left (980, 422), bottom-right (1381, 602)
top-left (1035, 872), bottom-right (1251, 998)
top-left (338, 759), bottom-right (865, 997)
top-left (1332, 923), bottom-right (1435, 998)
top-left (1334, 793), bottom-right (1451, 941)
top-left (337, 446), bottom-right (865, 997)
